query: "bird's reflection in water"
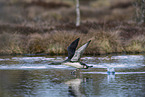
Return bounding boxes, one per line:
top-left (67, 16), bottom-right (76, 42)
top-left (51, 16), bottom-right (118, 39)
top-left (107, 74), bottom-right (115, 83)
top-left (66, 78), bottom-right (83, 97)
top-left (65, 72), bottom-right (91, 97)
top-left (65, 70), bottom-right (116, 96)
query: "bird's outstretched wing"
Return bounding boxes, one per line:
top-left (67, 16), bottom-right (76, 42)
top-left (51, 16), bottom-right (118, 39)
top-left (67, 38), bottom-right (80, 61)
top-left (71, 40), bottom-right (91, 62)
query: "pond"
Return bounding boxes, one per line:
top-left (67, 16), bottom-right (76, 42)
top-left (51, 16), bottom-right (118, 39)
top-left (0, 54), bottom-right (145, 97)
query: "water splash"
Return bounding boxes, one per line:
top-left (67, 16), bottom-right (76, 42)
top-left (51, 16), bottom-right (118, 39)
top-left (0, 64), bottom-right (71, 70)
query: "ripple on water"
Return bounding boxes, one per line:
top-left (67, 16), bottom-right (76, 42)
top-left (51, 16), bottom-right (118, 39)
top-left (0, 55), bottom-right (144, 70)
top-left (111, 55), bottom-right (144, 60)
top-left (0, 63), bottom-right (72, 70)
top-left (0, 58), bottom-right (10, 61)
top-left (12, 57), bottom-right (58, 61)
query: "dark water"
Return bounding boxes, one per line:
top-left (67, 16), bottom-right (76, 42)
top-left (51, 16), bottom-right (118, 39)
top-left (0, 55), bottom-right (145, 97)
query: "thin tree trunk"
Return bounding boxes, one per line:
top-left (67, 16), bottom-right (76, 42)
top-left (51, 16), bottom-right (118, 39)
top-left (142, 0), bottom-right (145, 23)
top-left (76, 0), bottom-right (80, 27)
top-left (135, 0), bottom-right (145, 24)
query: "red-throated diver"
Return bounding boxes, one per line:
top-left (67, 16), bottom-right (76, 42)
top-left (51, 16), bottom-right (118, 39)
top-left (50, 38), bottom-right (93, 69)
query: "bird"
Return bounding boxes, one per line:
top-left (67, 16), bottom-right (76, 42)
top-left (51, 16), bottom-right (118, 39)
top-left (107, 67), bottom-right (115, 75)
top-left (50, 38), bottom-right (93, 73)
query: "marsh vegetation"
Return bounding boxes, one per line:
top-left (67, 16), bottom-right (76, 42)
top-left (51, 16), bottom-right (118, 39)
top-left (0, 0), bottom-right (144, 55)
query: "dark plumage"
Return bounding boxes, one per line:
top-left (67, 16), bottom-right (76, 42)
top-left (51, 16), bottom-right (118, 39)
top-left (67, 38), bottom-right (80, 61)
top-left (49, 38), bottom-right (93, 70)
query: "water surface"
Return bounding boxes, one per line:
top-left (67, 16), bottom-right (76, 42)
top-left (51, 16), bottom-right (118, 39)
top-left (0, 55), bottom-right (145, 97)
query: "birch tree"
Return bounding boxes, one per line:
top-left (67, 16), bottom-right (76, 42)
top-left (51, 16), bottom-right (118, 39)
top-left (75, 0), bottom-right (80, 27)
top-left (134, 0), bottom-right (145, 24)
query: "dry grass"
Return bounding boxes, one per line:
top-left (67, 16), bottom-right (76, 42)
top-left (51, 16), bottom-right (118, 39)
top-left (47, 31), bottom-right (83, 54)
top-left (0, 33), bottom-right (25, 54)
top-left (20, 31), bottom-right (83, 54)
top-left (27, 33), bottom-right (46, 54)
top-left (0, 30), bottom-right (144, 55)
top-left (0, 0), bottom-right (144, 55)
top-left (125, 35), bottom-right (145, 53)
top-left (85, 30), bottom-right (123, 54)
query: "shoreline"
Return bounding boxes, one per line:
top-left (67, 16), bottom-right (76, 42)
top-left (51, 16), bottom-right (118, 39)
top-left (0, 52), bottom-right (144, 57)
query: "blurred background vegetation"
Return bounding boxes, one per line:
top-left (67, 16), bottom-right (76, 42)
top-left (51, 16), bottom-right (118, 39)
top-left (0, 0), bottom-right (144, 55)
